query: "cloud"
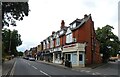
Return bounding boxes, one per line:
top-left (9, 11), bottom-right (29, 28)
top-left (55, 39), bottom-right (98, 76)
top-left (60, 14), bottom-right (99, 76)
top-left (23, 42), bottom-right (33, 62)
top-left (15, 0), bottom-right (119, 51)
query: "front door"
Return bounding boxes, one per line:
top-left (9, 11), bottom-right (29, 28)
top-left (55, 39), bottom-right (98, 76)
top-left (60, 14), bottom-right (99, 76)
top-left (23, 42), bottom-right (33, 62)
top-left (65, 54), bottom-right (71, 61)
top-left (79, 53), bottom-right (84, 64)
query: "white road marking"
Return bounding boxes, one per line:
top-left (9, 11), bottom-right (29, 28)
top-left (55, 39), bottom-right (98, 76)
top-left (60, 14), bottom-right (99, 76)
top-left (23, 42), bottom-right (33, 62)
top-left (32, 66), bottom-right (37, 69)
top-left (85, 71), bottom-right (90, 73)
top-left (39, 70), bottom-right (51, 77)
top-left (28, 63), bottom-right (30, 65)
top-left (80, 70), bottom-right (85, 72)
top-left (10, 61), bottom-right (16, 75)
top-left (92, 73), bottom-right (96, 75)
top-left (95, 72), bottom-right (101, 75)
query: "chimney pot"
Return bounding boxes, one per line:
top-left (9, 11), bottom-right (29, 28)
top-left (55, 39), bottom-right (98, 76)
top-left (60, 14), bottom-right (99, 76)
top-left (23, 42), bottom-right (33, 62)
top-left (52, 31), bottom-right (55, 34)
top-left (84, 14), bottom-right (88, 18)
top-left (61, 20), bottom-right (65, 29)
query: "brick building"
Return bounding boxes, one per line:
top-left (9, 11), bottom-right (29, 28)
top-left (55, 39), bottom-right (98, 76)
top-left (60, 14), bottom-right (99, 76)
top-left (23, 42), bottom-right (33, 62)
top-left (39, 14), bottom-right (102, 67)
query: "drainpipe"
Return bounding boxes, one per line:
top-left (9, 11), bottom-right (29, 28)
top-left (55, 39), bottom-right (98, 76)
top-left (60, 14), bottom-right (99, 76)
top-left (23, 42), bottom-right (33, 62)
top-left (77, 49), bottom-right (79, 66)
top-left (91, 22), bottom-right (93, 64)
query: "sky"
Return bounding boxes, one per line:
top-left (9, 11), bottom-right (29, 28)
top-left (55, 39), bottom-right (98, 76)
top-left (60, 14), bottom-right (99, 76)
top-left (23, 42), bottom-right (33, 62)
top-left (6, 0), bottom-right (119, 52)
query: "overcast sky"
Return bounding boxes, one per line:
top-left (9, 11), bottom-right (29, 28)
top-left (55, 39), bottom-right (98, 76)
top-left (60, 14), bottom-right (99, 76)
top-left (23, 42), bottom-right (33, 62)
top-left (7, 0), bottom-right (119, 52)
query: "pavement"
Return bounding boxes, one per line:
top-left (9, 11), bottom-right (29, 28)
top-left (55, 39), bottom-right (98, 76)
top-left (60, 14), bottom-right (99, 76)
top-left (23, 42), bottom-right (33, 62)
top-left (2, 58), bottom-right (16, 77)
top-left (37, 60), bottom-right (105, 69)
top-left (37, 60), bottom-right (119, 75)
top-left (0, 65), bottom-right (2, 77)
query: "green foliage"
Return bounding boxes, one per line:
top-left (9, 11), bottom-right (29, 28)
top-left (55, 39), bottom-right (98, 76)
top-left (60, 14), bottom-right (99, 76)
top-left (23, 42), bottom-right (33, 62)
top-left (96, 25), bottom-right (120, 63)
top-left (18, 52), bottom-right (23, 56)
top-left (2, 28), bottom-right (22, 57)
top-left (2, 2), bottom-right (29, 28)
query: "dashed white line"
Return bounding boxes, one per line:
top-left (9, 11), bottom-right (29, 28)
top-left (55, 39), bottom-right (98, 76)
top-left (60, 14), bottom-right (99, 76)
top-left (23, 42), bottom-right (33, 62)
top-left (95, 72), bottom-right (101, 75)
top-left (85, 71), bottom-right (90, 73)
top-left (27, 63), bottom-right (30, 65)
top-left (39, 70), bottom-right (51, 77)
top-left (80, 70), bottom-right (85, 72)
top-left (32, 66), bottom-right (37, 69)
top-left (92, 73), bottom-right (96, 75)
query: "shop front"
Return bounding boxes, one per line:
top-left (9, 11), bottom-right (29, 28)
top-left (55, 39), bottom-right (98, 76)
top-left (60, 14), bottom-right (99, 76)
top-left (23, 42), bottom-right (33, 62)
top-left (52, 47), bottom-right (62, 64)
top-left (63, 43), bottom-right (86, 67)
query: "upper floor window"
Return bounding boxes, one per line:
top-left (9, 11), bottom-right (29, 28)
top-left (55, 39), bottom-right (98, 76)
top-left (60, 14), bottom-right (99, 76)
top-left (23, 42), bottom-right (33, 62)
top-left (43, 41), bottom-right (46, 50)
top-left (53, 33), bottom-right (56, 39)
top-left (56, 34), bottom-right (60, 46)
top-left (50, 37), bottom-right (53, 48)
top-left (66, 28), bottom-right (72, 43)
top-left (72, 23), bottom-right (76, 28)
top-left (59, 30), bottom-right (64, 35)
top-left (66, 33), bottom-right (72, 43)
top-left (46, 39), bottom-right (49, 49)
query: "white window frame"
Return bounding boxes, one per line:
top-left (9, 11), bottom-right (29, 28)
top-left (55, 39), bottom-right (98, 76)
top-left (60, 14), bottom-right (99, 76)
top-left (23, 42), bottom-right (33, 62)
top-left (59, 30), bottom-right (64, 35)
top-left (66, 28), bottom-right (73, 43)
top-left (56, 34), bottom-right (60, 46)
top-left (46, 39), bottom-right (49, 49)
top-left (43, 41), bottom-right (46, 50)
top-left (50, 37), bottom-right (53, 48)
top-left (72, 23), bottom-right (76, 28)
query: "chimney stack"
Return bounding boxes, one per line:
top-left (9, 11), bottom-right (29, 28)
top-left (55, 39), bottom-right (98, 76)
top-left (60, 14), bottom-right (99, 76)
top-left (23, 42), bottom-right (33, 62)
top-left (52, 31), bottom-right (55, 35)
top-left (84, 14), bottom-right (88, 18)
top-left (61, 20), bottom-right (65, 29)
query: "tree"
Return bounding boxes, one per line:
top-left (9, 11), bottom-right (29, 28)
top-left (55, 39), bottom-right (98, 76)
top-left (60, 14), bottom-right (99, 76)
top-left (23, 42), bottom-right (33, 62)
top-left (2, 28), bottom-right (22, 57)
top-left (2, 2), bottom-right (29, 28)
top-left (18, 52), bottom-right (23, 56)
top-left (96, 25), bottom-right (120, 63)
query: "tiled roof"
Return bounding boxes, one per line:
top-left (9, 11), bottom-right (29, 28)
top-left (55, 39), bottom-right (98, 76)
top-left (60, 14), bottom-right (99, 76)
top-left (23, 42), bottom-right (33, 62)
top-left (40, 14), bottom-right (91, 44)
top-left (70, 14), bottom-right (91, 31)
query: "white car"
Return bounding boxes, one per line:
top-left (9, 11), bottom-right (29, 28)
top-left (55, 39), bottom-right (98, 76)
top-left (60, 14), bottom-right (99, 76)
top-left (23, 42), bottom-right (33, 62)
top-left (29, 57), bottom-right (36, 61)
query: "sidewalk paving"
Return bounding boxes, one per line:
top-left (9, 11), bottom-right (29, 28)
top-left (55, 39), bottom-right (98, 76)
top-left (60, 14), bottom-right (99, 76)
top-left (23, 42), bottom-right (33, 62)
top-left (37, 60), bottom-right (119, 75)
top-left (2, 58), bottom-right (16, 76)
top-left (37, 60), bottom-right (107, 75)
top-left (37, 60), bottom-right (105, 69)
top-left (37, 60), bottom-right (68, 69)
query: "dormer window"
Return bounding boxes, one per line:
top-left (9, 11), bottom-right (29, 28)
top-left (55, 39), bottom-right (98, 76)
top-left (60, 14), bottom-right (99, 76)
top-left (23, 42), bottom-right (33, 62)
top-left (72, 23), bottom-right (76, 28)
top-left (59, 30), bottom-right (64, 35)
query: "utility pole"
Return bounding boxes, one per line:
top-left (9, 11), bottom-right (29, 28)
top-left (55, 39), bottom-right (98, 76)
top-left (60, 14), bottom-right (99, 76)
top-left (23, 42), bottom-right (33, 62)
top-left (8, 30), bottom-right (12, 54)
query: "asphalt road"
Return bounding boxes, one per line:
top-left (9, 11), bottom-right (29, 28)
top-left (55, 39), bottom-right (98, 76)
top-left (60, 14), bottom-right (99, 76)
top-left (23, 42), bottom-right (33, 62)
top-left (91, 61), bottom-right (119, 75)
top-left (11, 58), bottom-right (89, 76)
top-left (9, 58), bottom-right (119, 77)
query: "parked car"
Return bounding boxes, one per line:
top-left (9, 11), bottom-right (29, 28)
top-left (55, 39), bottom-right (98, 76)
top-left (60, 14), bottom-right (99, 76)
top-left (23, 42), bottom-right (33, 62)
top-left (29, 57), bottom-right (35, 61)
top-left (109, 56), bottom-right (118, 62)
top-left (23, 57), bottom-right (29, 60)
